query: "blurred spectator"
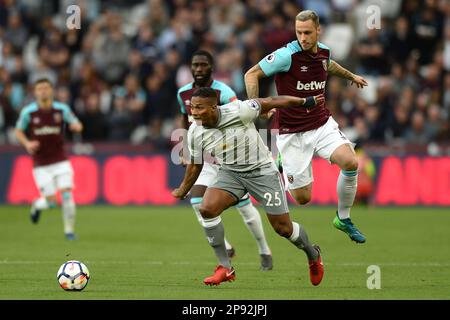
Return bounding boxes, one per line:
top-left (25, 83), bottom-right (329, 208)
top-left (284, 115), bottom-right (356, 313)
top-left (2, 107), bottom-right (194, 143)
top-left (411, 1), bottom-right (443, 65)
top-left (261, 13), bottom-right (295, 53)
top-left (114, 73), bottom-right (146, 126)
top-left (387, 104), bottom-right (410, 141)
top-left (107, 94), bottom-right (134, 141)
top-left (0, 0), bottom-right (447, 148)
top-left (403, 111), bottom-right (434, 144)
top-left (78, 92), bottom-right (108, 142)
top-left (387, 16), bottom-right (414, 65)
top-left (38, 27), bottom-right (70, 70)
top-left (356, 28), bottom-right (389, 75)
top-left (91, 12), bottom-right (130, 84)
top-left (3, 11), bottom-right (28, 51)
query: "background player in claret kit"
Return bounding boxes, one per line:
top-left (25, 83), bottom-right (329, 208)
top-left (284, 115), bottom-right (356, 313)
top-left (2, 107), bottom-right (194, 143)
top-left (245, 10), bottom-right (369, 244)
top-left (173, 87), bottom-right (325, 286)
top-left (177, 50), bottom-right (273, 270)
top-left (15, 78), bottom-right (83, 240)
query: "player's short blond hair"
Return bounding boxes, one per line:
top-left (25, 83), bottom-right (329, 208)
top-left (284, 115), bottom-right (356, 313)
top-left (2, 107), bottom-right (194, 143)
top-left (296, 10), bottom-right (320, 27)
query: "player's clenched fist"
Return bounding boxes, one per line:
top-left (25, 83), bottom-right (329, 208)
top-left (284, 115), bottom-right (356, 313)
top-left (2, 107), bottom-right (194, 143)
top-left (313, 93), bottom-right (325, 105)
top-left (25, 140), bottom-right (40, 155)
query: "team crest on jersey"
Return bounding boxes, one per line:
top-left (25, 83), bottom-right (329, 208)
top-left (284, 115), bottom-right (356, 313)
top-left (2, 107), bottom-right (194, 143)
top-left (53, 113), bottom-right (62, 123)
top-left (322, 59), bottom-right (328, 71)
top-left (184, 100), bottom-right (191, 106)
top-left (265, 53), bottom-right (275, 64)
top-left (287, 175), bottom-right (294, 183)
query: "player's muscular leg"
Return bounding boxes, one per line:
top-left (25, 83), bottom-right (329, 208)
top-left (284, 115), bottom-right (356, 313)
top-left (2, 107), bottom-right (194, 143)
top-left (266, 213), bottom-right (293, 238)
top-left (191, 185), bottom-right (207, 198)
top-left (330, 143), bottom-right (358, 171)
top-left (289, 183), bottom-right (313, 205)
top-left (200, 188), bottom-right (237, 219)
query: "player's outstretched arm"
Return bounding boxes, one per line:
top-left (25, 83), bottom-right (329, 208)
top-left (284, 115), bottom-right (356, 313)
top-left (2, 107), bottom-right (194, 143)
top-left (328, 60), bottom-right (368, 88)
top-left (257, 94), bottom-right (324, 114)
top-left (244, 64), bottom-right (267, 99)
top-left (172, 163), bottom-right (203, 200)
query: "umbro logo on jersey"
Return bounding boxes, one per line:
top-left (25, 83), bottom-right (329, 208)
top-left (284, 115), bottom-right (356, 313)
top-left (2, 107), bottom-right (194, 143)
top-left (296, 80), bottom-right (326, 91)
top-left (300, 66), bottom-right (308, 72)
top-left (185, 100), bottom-right (191, 106)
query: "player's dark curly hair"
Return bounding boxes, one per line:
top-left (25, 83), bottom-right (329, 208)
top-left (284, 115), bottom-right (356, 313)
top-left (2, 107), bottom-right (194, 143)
top-left (192, 50), bottom-right (214, 65)
top-left (192, 87), bottom-right (217, 99)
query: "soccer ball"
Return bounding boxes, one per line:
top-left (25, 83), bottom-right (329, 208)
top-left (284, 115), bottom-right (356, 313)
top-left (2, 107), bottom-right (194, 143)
top-left (57, 260), bottom-right (90, 291)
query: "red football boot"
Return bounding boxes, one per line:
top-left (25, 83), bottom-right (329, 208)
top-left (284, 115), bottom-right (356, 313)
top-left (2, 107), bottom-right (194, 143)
top-left (309, 245), bottom-right (324, 286)
top-left (203, 265), bottom-right (236, 286)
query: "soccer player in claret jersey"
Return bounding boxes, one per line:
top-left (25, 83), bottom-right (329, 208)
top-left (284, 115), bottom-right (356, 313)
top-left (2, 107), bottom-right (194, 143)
top-left (177, 50), bottom-right (273, 270)
top-left (15, 78), bottom-right (83, 240)
top-left (245, 10), bottom-right (369, 243)
top-left (173, 87), bottom-right (325, 286)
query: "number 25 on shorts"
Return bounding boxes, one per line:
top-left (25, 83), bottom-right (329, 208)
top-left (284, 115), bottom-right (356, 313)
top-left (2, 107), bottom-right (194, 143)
top-left (263, 192), bottom-right (281, 207)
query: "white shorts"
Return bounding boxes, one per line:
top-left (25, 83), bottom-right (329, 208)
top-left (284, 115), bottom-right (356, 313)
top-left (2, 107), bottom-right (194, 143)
top-left (32, 160), bottom-right (74, 197)
top-left (194, 162), bottom-right (220, 186)
top-left (276, 116), bottom-right (353, 190)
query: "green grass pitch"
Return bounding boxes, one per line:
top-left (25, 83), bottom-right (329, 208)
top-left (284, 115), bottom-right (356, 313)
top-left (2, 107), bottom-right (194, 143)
top-left (0, 205), bottom-right (449, 299)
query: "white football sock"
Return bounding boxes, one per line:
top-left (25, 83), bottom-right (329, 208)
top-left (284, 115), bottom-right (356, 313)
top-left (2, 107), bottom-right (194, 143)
top-left (61, 191), bottom-right (76, 234)
top-left (236, 200), bottom-right (271, 255)
top-left (337, 170), bottom-right (358, 220)
top-left (33, 197), bottom-right (51, 210)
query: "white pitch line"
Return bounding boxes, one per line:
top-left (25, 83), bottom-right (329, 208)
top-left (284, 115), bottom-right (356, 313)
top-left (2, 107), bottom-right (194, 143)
top-left (0, 260), bottom-right (450, 267)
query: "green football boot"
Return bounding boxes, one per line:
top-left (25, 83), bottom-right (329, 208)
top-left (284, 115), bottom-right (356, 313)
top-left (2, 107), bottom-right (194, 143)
top-left (333, 212), bottom-right (366, 243)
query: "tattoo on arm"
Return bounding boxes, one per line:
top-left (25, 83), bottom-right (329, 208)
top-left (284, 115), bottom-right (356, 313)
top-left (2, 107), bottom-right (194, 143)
top-left (246, 82), bottom-right (259, 99)
top-left (244, 65), bottom-right (266, 98)
top-left (328, 60), bottom-right (355, 81)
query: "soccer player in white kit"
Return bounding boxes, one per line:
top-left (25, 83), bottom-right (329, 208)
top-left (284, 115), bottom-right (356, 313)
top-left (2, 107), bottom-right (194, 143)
top-left (177, 50), bottom-right (273, 269)
top-left (245, 10), bottom-right (368, 243)
top-left (15, 78), bottom-right (83, 240)
top-left (173, 87), bottom-right (325, 286)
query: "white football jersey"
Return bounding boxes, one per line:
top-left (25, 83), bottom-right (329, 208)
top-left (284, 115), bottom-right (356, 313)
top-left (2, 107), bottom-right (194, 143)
top-left (187, 99), bottom-right (274, 172)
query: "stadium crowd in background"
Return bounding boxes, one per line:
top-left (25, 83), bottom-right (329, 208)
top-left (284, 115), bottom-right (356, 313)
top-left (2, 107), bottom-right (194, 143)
top-left (0, 0), bottom-right (449, 149)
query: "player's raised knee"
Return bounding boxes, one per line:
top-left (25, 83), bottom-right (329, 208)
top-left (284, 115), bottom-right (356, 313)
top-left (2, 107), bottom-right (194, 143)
top-left (342, 157), bottom-right (358, 171)
top-left (199, 205), bottom-right (219, 219)
top-left (293, 193), bottom-right (311, 205)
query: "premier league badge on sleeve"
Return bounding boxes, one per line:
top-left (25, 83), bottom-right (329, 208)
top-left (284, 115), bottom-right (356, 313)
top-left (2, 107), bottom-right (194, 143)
top-left (322, 59), bottom-right (328, 71)
top-left (247, 100), bottom-right (261, 111)
top-left (265, 53), bottom-right (275, 64)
